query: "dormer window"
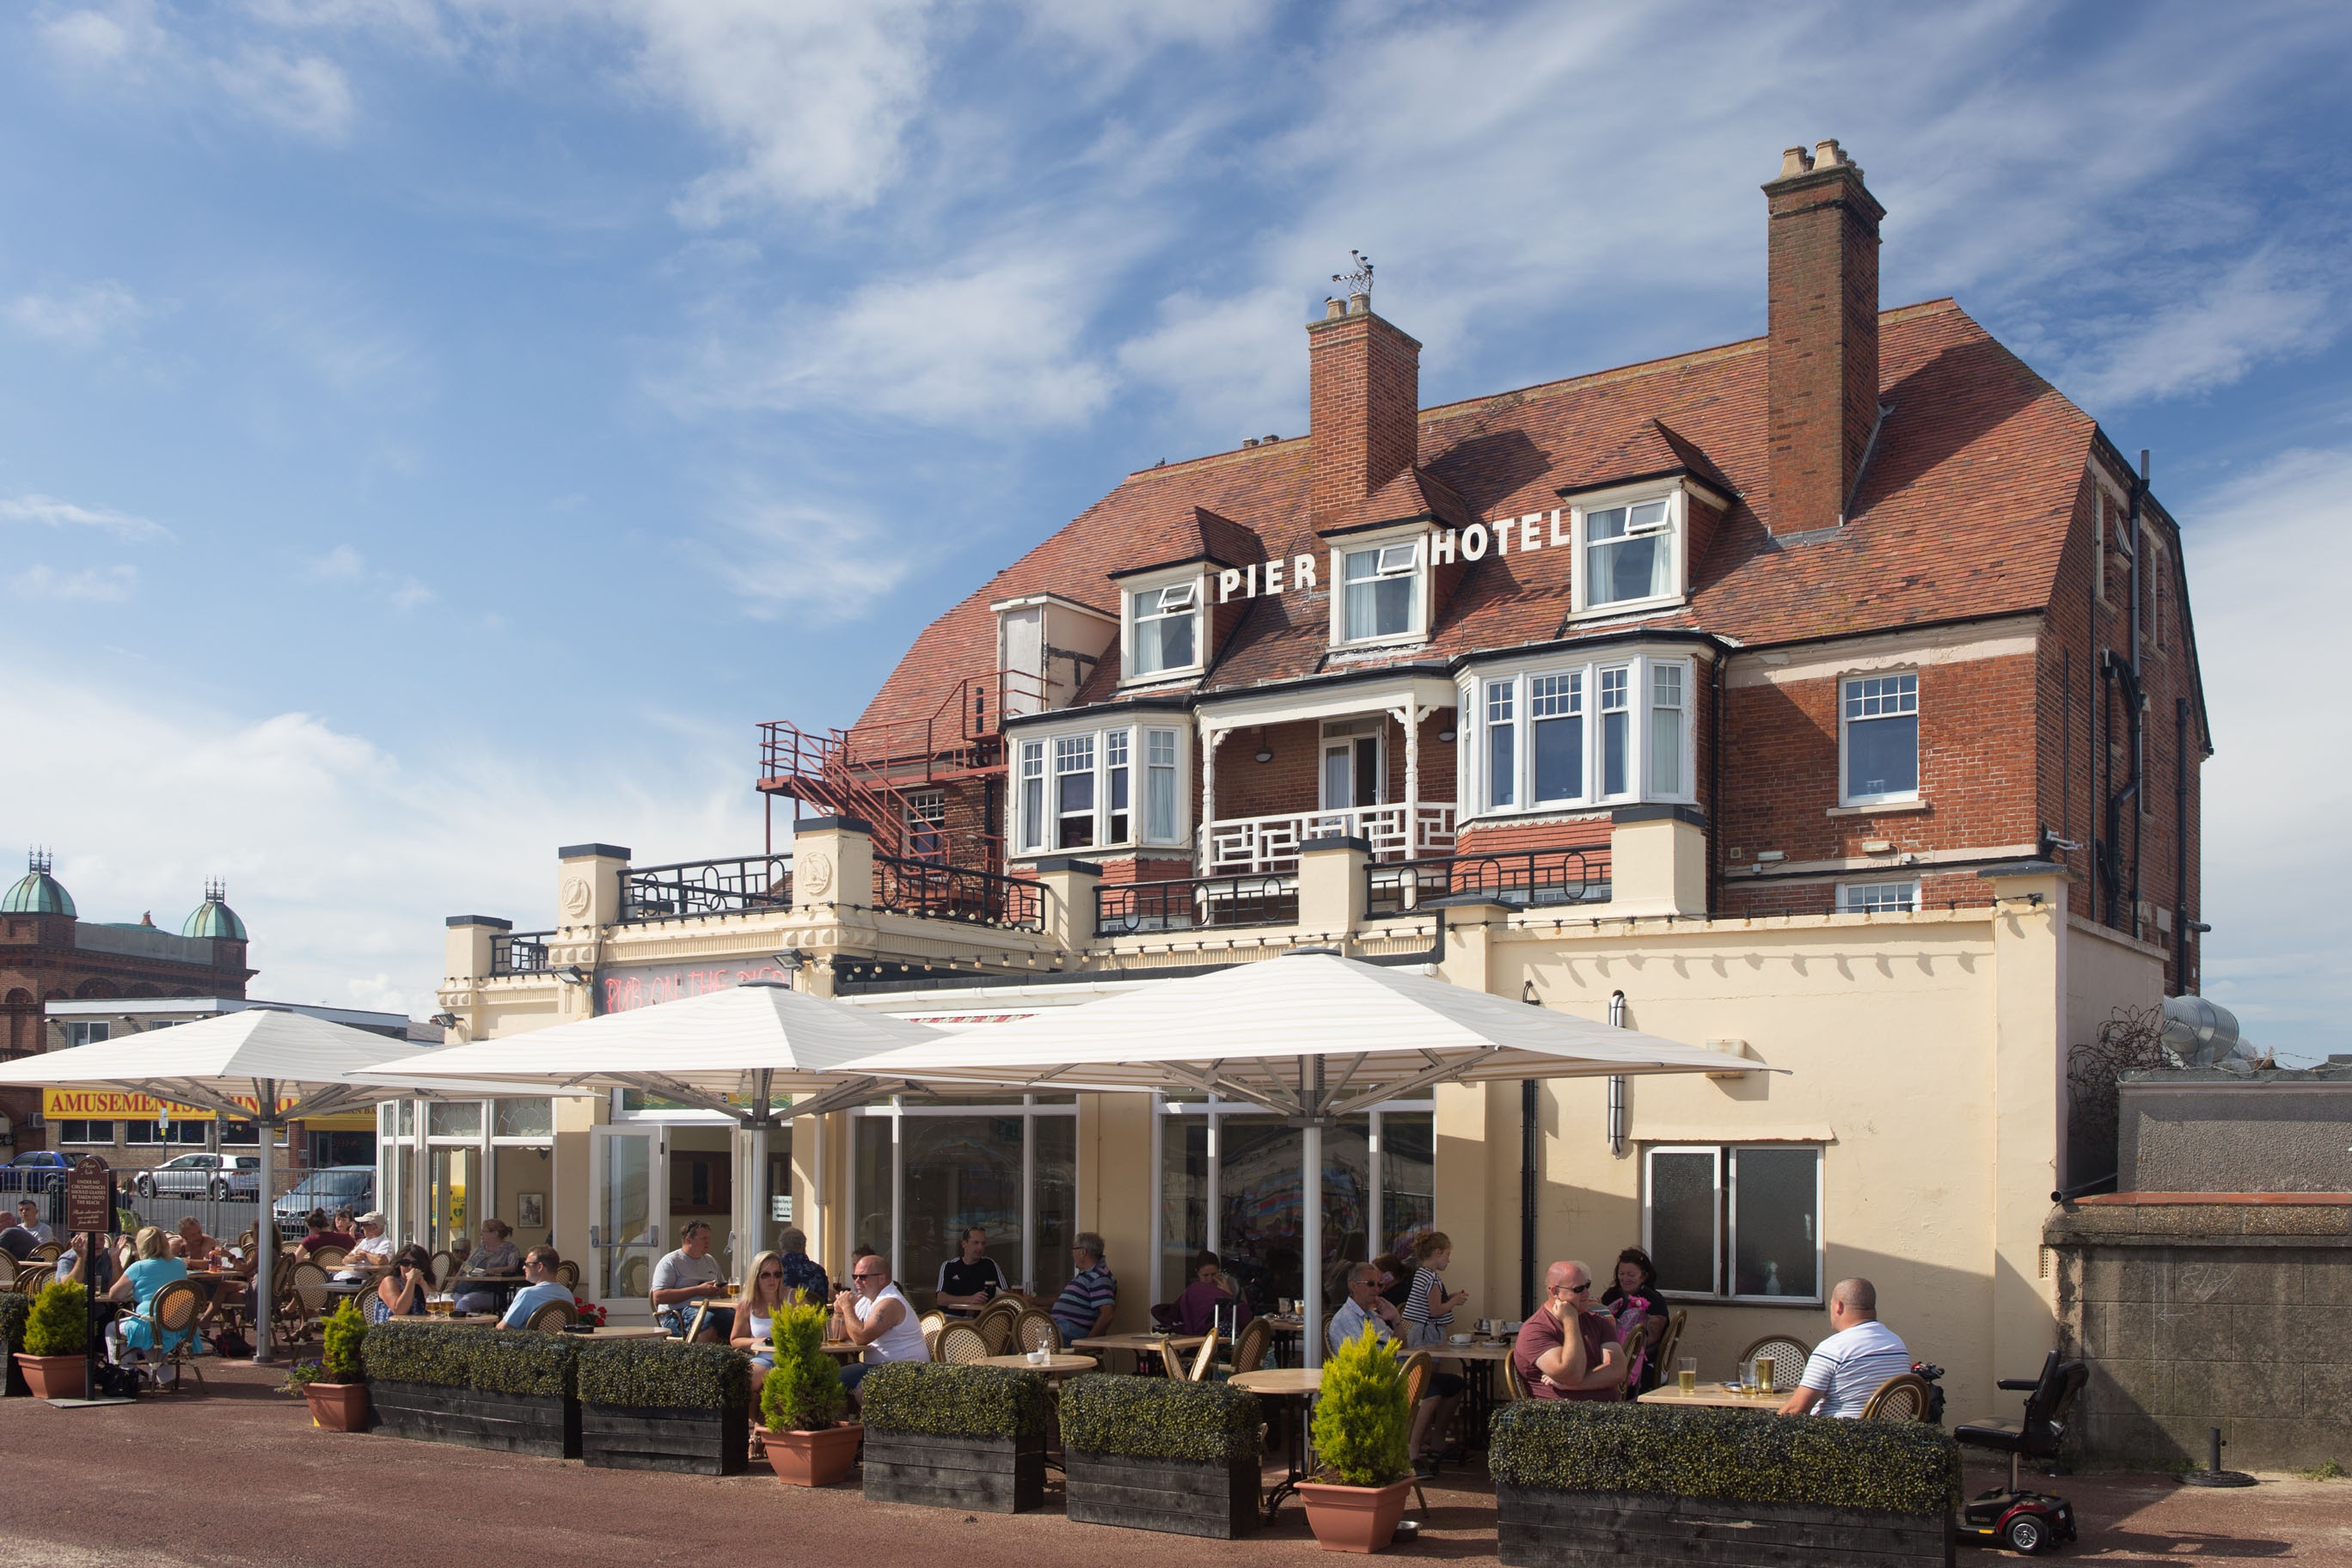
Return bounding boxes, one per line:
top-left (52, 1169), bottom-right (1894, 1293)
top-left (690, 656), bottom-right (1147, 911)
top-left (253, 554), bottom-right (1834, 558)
top-left (1128, 580), bottom-right (1201, 680)
top-left (1585, 499), bottom-right (1673, 606)
top-left (1343, 542), bottom-right (1418, 640)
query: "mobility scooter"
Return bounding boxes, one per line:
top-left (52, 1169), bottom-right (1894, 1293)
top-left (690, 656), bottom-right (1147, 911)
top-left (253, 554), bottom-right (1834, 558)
top-left (1952, 1351), bottom-right (2087, 1554)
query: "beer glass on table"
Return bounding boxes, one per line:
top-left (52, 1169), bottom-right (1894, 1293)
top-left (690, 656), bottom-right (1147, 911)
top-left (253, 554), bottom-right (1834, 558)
top-left (1677, 1357), bottom-right (1697, 1395)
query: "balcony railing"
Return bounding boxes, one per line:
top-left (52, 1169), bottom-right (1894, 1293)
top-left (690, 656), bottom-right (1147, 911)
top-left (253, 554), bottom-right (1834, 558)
top-left (873, 854), bottom-right (1044, 930)
top-left (1206, 803), bottom-right (1457, 876)
top-left (1364, 846), bottom-right (1610, 917)
top-left (1096, 874), bottom-right (1300, 938)
top-left (619, 854), bottom-right (793, 924)
top-left (490, 930), bottom-right (555, 976)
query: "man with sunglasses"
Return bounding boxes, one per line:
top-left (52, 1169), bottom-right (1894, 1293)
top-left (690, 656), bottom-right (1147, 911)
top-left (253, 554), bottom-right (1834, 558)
top-left (830, 1255), bottom-right (927, 1401)
top-left (1512, 1259), bottom-right (1625, 1400)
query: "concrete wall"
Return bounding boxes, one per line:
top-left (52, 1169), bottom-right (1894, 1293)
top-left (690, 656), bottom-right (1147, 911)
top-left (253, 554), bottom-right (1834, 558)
top-left (2121, 1069), bottom-right (2352, 1194)
top-left (2049, 1195), bottom-right (2352, 1470)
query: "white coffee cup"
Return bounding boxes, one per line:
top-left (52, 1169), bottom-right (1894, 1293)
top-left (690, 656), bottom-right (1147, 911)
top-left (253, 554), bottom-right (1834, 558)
top-left (1449, 1332), bottom-right (1473, 1345)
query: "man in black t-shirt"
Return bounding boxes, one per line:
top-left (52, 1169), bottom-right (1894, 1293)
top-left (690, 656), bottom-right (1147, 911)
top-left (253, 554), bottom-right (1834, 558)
top-left (934, 1225), bottom-right (1008, 1318)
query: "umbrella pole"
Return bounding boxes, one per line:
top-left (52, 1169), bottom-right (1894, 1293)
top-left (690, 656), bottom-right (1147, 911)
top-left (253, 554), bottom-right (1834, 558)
top-left (252, 1105), bottom-right (276, 1365)
top-left (1302, 1118), bottom-right (1323, 1370)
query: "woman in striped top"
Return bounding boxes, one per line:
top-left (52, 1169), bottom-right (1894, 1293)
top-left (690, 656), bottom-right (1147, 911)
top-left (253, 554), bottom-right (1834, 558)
top-left (1400, 1230), bottom-right (1471, 1348)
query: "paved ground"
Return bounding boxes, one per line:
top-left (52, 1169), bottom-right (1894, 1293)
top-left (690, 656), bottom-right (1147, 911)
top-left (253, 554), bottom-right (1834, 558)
top-left (1, 1362), bottom-right (2343, 1566)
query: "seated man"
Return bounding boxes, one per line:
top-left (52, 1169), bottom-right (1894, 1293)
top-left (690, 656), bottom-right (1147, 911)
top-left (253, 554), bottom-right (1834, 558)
top-left (1779, 1277), bottom-right (1911, 1418)
top-left (775, 1226), bottom-right (829, 1304)
top-left (934, 1225), bottom-right (1008, 1319)
top-left (1048, 1231), bottom-right (1117, 1345)
top-left (1514, 1260), bottom-right (1625, 1401)
top-left (332, 1213), bottom-right (395, 1282)
top-left (15, 1198), bottom-right (57, 1247)
top-left (830, 1256), bottom-right (928, 1402)
top-left (499, 1246), bottom-right (574, 1327)
top-left (452, 1217), bottom-right (523, 1316)
top-left (0, 1221), bottom-right (37, 1263)
top-left (1331, 1261), bottom-right (1465, 1474)
top-left (649, 1220), bottom-right (732, 1342)
top-left (170, 1216), bottom-right (221, 1261)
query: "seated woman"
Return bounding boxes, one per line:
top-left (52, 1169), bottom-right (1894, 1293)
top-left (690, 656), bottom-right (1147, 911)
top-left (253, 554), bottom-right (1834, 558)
top-left (104, 1226), bottom-right (193, 1369)
top-left (1164, 1249), bottom-right (1248, 1337)
top-left (731, 1250), bottom-right (788, 1398)
top-left (1600, 1246), bottom-right (1669, 1395)
top-left (370, 1246), bottom-right (435, 1324)
top-left (451, 1218), bottom-right (522, 1315)
top-left (294, 1209), bottom-right (356, 1259)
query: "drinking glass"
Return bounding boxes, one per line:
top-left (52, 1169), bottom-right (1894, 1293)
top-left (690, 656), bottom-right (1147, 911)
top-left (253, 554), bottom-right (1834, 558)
top-left (1677, 1357), bottom-right (1697, 1395)
top-left (1756, 1356), bottom-right (1776, 1394)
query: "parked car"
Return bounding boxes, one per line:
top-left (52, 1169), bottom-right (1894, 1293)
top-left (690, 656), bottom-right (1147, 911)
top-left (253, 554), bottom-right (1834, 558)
top-left (271, 1165), bottom-right (375, 1240)
top-left (0, 1151), bottom-right (71, 1195)
top-left (132, 1151), bottom-right (262, 1202)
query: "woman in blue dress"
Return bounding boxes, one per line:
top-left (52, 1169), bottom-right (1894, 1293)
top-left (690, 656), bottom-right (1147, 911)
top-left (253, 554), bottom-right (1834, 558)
top-left (105, 1226), bottom-right (192, 1366)
top-left (369, 1245), bottom-right (435, 1324)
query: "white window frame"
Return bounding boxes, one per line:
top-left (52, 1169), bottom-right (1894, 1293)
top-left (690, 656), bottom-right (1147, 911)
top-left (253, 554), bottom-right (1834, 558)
top-left (904, 788), bottom-right (947, 862)
top-left (1644, 1142), bottom-right (1825, 1306)
top-left (1120, 568), bottom-right (1207, 684)
top-left (1461, 650), bottom-right (1697, 817)
top-left (1326, 527), bottom-right (1430, 650)
top-left (1836, 879), bottom-right (1920, 914)
top-left (1568, 484), bottom-right (1687, 619)
top-left (1838, 671), bottom-right (1921, 806)
top-left (1011, 723), bottom-right (1190, 854)
top-left (1054, 734), bottom-right (1098, 850)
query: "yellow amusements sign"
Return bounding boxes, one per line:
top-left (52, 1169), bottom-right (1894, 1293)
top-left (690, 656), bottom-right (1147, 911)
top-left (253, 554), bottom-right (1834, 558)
top-left (41, 1088), bottom-right (303, 1122)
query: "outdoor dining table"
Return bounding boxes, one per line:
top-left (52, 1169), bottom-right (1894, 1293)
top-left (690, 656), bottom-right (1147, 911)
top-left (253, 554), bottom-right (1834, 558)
top-left (446, 1273), bottom-right (525, 1305)
top-left (1232, 1366), bottom-right (1320, 1521)
top-left (1637, 1382), bottom-right (1790, 1410)
top-left (1069, 1332), bottom-right (1206, 1373)
top-left (976, 1354), bottom-right (1097, 1469)
top-left (1430, 1338), bottom-right (1516, 1443)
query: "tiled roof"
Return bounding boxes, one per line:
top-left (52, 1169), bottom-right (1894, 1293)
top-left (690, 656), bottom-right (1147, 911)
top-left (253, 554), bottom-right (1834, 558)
top-left (854, 298), bottom-right (2092, 731)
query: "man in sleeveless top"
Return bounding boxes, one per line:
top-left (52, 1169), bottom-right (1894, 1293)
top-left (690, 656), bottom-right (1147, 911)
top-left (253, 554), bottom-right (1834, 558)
top-left (830, 1255), bottom-right (927, 1402)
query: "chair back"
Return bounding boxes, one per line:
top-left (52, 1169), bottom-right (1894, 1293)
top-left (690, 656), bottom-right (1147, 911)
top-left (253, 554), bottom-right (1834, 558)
top-left (1617, 1319), bottom-right (1651, 1395)
top-left (1502, 1347), bottom-right (1531, 1402)
top-left (1014, 1309), bottom-right (1061, 1355)
top-left (291, 1261), bottom-right (333, 1315)
top-left (1157, 1338), bottom-right (1188, 1379)
top-left (553, 1260), bottom-right (579, 1290)
top-left (1860, 1372), bottom-right (1933, 1420)
top-left (2018, 1355), bottom-right (2090, 1456)
top-left (428, 1250), bottom-right (456, 1283)
top-left (309, 1246), bottom-right (348, 1270)
top-left (0, 1253), bottom-right (16, 1290)
top-left (1652, 1308), bottom-right (1686, 1372)
top-left (151, 1279), bottom-right (205, 1338)
top-left (11, 1263), bottom-right (51, 1295)
top-left (524, 1297), bottom-right (578, 1332)
top-left (1400, 1348), bottom-right (1433, 1407)
top-left (32, 1242), bottom-right (64, 1263)
top-left (1736, 1334), bottom-right (1812, 1387)
top-left (976, 1298), bottom-right (1020, 1353)
top-left (1187, 1331), bottom-right (1221, 1382)
top-left (934, 1320), bottom-right (989, 1364)
top-left (236, 1230), bottom-right (257, 1253)
top-left (1229, 1317), bottom-right (1273, 1375)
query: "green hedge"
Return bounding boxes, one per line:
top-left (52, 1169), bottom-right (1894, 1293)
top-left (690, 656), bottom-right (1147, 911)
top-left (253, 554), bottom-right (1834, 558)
top-left (860, 1363), bottom-right (1050, 1441)
top-left (0, 1293), bottom-right (27, 1363)
top-left (360, 1321), bottom-right (579, 1400)
top-left (1489, 1401), bottom-right (1961, 1517)
top-left (1060, 1375), bottom-right (1263, 1463)
top-left (576, 1338), bottom-right (749, 1412)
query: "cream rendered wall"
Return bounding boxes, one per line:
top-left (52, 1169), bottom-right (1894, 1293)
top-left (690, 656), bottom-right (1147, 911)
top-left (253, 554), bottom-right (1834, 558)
top-left (1076, 1090), bottom-right (1155, 1333)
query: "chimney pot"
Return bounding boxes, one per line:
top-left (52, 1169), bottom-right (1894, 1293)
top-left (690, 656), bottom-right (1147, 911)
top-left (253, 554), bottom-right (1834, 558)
top-left (1813, 138), bottom-right (1846, 168)
top-left (1778, 145), bottom-right (1814, 179)
top-left (1243, 438), bottom-right (1259, 448)
top-left (1326, 297), bottom-right (1347, 319)
top-left (1348, 291), bottom-right (1370, 315)
top-left (1764, 138), bottom-right (1885, 536)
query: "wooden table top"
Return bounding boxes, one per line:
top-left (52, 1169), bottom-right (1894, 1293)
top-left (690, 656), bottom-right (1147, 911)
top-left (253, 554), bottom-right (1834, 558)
top-left (1070, 1332), bottom-right (1207, 1352)
top-left (819, 1341), bottom-right (862, 1357)
top-left (574, 1326), bottom-right (671, 1340)
top-left (976, 1353), bottom-right (1096, 1374)
top-left (1638, 1383), bottom-right (1789, 1410)
top-left (1231, 1368), bottom-right (1322, 1397)
top-left (1430, 1340), bottom-right (1516, 1362)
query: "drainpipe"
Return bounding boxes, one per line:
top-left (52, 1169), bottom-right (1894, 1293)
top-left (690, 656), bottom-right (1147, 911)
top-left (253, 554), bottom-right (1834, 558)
top-left (2173, 695), bottom-right (2190, 994)
top-left (1606, 992), bottom-right (1627, 1157)
top-left (1520, 979), bottom-right (1540, 1321)
top-left (2101, 450), bottom-right (2149, 930)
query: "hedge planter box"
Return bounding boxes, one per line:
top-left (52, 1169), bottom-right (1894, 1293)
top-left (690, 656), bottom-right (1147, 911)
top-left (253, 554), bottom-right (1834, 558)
top-left (371, 1381), bottom-right (581, 1458)
top-left (1061, 1375), bottom-right (1266, 1539)
top-left (857, 1363), bottom-right (1055, 1516)
top-left (1488, 1401), bottom-right (1959, 1568)
top-left (575, 1338), bottom-right (751, 1477)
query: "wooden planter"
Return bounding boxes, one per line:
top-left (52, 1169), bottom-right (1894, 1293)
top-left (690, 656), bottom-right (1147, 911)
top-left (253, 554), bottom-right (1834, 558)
top-left (370, 1381), bottom-right (580, 1459)
top-left (1066, 1450), bottom-right (1261, 1538)
top-left (862, 1429), bottom-right (1044, 1513)
top-left (14, 1354), bottom-right (87, 1401)
top-left (1300, 1478), bottom-right (1413, 1553)
top-left (582, 1402), bottom-right (749, 1475)
top-left (1497, 1486), bottom-right (1956, 1568)
top-left (303, 1381), bottom-right (370, 1432)
top-left (763, 1422), bottom-right (863, 1486)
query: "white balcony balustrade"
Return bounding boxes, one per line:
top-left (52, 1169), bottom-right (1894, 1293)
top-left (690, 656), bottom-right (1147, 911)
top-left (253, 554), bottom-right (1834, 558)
top-left (1205, 803), bottom-right (1456, 876)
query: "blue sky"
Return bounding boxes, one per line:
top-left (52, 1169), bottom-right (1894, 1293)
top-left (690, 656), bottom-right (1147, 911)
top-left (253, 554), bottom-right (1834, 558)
top-left (2, 1), bottom-right (2345, 1061)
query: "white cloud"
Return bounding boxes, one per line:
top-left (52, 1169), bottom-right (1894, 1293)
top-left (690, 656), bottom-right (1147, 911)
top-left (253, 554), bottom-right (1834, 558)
top-left (212, 44), bottom-right (357, 141)
top-left (1118, 285), bottom-right (1308, 440)
top-left (388, 576), bottom-right (435, 609)
top-left (702, 493), bottom-right (921, 622)
top-left (9, 564), bottom-right (138, 602)
top-left (5, 280), bottom-right (150, 346)
top-left (38, 3), bottom-right (167, 70)
top-left (2061, 252), bottom-right (2336, 413)
top-left (311, 543), bottom-right (366, 579)
top-left (0, 493), bottom-right (171, 542)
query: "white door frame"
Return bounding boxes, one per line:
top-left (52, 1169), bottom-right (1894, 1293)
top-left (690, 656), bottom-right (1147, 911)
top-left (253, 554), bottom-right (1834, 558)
top-left (590, 1124), bottom-right (669, 1323)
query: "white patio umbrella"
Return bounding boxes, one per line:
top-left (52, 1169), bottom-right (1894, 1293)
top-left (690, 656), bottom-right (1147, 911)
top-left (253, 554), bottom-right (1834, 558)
top-left (0, 1006), bottom-right (555, 1363)
top-left (840, 949), bottom-right (1775, 1366)
top-left (361, 980), bottom-right (952, 1282)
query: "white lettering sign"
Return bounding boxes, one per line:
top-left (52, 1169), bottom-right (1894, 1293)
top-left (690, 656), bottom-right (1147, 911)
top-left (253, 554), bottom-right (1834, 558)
top-left (1202, 510), bottom-right (1559, 604)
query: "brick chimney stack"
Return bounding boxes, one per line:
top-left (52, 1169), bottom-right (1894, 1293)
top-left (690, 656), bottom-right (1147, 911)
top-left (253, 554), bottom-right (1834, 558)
top-left (1308, 296), bottom-right (1422, 528)
top-left (1763, 138), bottom-right (1885, 535)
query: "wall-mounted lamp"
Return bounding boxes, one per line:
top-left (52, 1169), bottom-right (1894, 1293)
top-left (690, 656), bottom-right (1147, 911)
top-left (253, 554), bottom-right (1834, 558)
top-left (1755, 850), bottom-right (1786, 864)
top-left (428, 1013), bottom-right (459, 1029)
top-left (554, 965), bottom-right (591, 986)
top-left (1438, 726), bottom-right (1457, 744)
top-left (773, 949), bottom-right (810, 970)
top-left (1522, 980), bottom-right (1540, 1007)
top-left (1253, 726), bottom-right (1273, 764)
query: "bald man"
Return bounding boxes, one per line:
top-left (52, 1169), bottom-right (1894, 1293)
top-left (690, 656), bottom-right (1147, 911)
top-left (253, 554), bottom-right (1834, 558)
top-left (1779, 1277), bottom-right (1911, 1418)
top-left (1511, 1260), bottom-right (1624, 1400)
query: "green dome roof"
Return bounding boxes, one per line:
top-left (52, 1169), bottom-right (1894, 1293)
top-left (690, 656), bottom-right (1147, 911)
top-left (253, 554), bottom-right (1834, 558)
top-left (2, 852), bottom-right (74, 916)
top-left (182, 879), bottom-right (248, 941)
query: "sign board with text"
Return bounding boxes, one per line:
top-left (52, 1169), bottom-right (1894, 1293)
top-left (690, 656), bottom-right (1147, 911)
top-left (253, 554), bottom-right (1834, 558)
top-left (596, 959), bottom-right (793, 1017)
top-left (64, 1155), bottom-right (113, 1233)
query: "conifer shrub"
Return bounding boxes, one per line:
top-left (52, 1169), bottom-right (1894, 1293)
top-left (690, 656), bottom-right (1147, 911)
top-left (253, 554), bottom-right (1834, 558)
top-left (1312, 1324), bottom-right (1410, 1487)
top-left (320, 1298), bottom-right (368, 1382)
top-left (22, 1280), bottom-right (88, 1358)
top-left (759, 1302), bottom-right (848, 1431)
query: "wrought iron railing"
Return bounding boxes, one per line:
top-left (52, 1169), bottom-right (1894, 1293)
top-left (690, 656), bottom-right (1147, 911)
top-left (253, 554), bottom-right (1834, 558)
top-left (1096, 873), bottom-right (1300, 938)
top-left (873, 854), bottom-right (1044, 929)
top-left (1364, 846), bottom-right (1610, 917)
top-left (490, 929), bottom-right (556, 976)
top-left (619, 854), bottom-right (793, 924)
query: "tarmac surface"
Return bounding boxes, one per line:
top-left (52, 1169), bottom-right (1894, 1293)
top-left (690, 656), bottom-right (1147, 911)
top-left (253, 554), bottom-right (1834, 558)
top-left (1, 1360), bottom-right (2344, 1566)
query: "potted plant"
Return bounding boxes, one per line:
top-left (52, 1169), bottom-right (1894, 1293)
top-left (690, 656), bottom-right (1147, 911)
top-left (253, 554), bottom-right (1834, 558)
top-left (15, 1279), bottom-right (90, 1400)
top-left (758, 1301), bottom-right (859, 1485)
top-left (577, 1337), bottom-right (751, 1475)
top-left (1489, 1400), bottom-right (1960, 1568)
top-left (859, 1363), bottom-right (1051, 1513)
top-left (1300, 1325), bottom-right (1414, 1552)
top-left (294, 1298), bottom-right (370, 1430)
top-left (1062, 1373), bottom-right (1265, 1538)
top-left (364, 1320), bottom-right (584, 1457)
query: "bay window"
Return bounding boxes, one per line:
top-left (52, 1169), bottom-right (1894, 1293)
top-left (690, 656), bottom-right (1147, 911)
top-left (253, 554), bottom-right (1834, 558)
top-left (1485, 681), bottom-right (1515, 809)
top-left (1016, 724), bottom-right (1186, 852)
top-left (1017, 741), bottom-right (1045, 854)
top-left (1649, 664), bottom-right (1684, 795)
top-left (1531, 671), bottom-right (1583, 804)
top-left (1841, 672), bottom-right (1920, 804)
top-left (1055, 735), bottom-right (1096, 848)
top-left (1599, 665), bottom-right (1632, 797)
top-left (1147, 730), bottom-right (1179, 842)
top-left (1466, 650), bottom-right (1698, 817)
top-left (1645, 1142), bottom-right (1822, 1302)
top-left (1106, 731), bottom-right (1130, 843)
top-left (1130, 582), bottom-right (1200, 678)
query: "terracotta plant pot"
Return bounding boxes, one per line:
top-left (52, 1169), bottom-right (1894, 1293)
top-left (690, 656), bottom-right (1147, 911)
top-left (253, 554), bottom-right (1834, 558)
top-left (15, 1354), bottom-right (88, 1401)
top-left (1298, 1478), bottom-right (1414, 1553)
top-left (303, 1381), bottom-right (371, 1432)
top-left (763, 1422), bottom-right (862, 1486)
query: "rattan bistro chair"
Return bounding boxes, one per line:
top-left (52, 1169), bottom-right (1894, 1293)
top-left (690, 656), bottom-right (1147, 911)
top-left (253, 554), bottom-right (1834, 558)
top-left (553, 1260), bottom-right (580, 1291)
top-left (124, 1279), bottom-right (209, 1393)
top-left (32, 1241), bottom-right (64, 1264)
top-left (918, 1310), bottom-right (946, 1359)
top-left (1736, 1335), bottom-right (1812, 1390)
top-left (0, 1253), bottom-right (16, 1292)
top-left (975, 1299), bottom-right (1020, 1355)
top-left (309, 1246), bottom-right (349, 1271)
top-left (524, 1297), bottom-right (578, 1332)
top-left (1228, 1318), bottom-right (1274, 1377)
top-left (428, 1250), bottom-right (456, 1284)
top-left (1861, 1372), bottom-right (1933, 1421)
top-left (1651, 1308), bottom-right (1687, 1377)
top-left (1399, 1351), bottom-right (1435, 1513)
top-left (1501, 1348), bottom-right (1531, 1403)
top-left (10, 1262), bottom-right (52, 1296)
top-left (1616, 1319), bottom-right (1651, 1398)
top-left (934, 1320), bottom-right (989, 1364)
top-left (1013, 1309), bottom-right (1061, 1356)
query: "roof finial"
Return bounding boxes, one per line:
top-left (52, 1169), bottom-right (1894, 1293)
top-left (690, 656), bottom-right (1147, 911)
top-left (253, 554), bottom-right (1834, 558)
top-left (28, 847), bottom-right (51, 875)
top-left (205, 877), bottom-right (227, 903)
